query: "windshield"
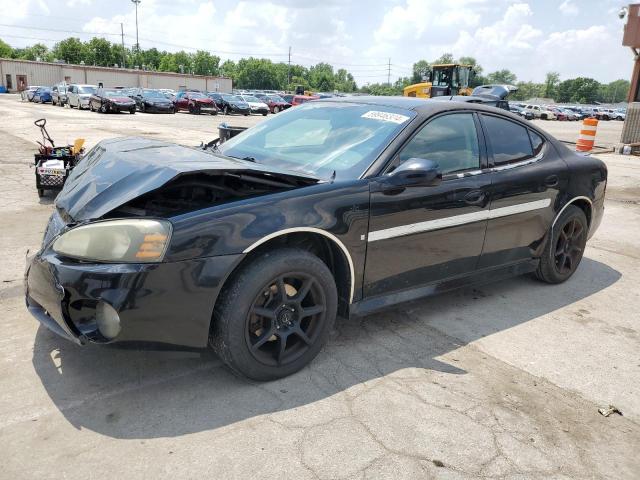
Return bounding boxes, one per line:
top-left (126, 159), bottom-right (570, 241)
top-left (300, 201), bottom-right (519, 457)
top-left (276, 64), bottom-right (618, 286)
top-left (243, 96), bottom-right (261, 103)
top-left (103, 89), bottom-right (124, 97)
top-left (269, 95), bottom-right (286, 103)
top-left (189, 92), bottom-right (207, 99)
top-left (143, 89), bottom-right (167, 99)
top-left (432, 68), bottom-right (452, 87)
top-left (223, 94), bottom-right (242, 102)
top-left (78, 86), bottom-right (95, 94)
top-left (219, 102), bottom-right (415, 180)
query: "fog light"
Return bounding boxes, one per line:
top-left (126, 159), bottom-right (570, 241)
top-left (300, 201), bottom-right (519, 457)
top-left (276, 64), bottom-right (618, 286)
top-left (96, 301), bottom-right (121, 339)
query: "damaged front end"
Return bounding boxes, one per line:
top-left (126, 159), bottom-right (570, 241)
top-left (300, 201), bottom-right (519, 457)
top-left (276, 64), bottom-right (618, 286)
top-left (25, 136), bottom-right (319, 347)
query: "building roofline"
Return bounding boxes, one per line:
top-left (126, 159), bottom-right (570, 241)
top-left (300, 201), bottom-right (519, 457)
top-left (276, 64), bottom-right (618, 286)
top-left (0, 57), bottom-right (230, 80)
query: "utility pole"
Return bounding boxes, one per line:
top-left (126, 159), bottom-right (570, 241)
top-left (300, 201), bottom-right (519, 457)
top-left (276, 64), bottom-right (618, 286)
top-left (387, 58), bottom-right (391, 87)
top-left (288, 46), bottom-right (291, 87)
top-left (131, 0), bottom-right (141, 52)
top-left (120, 23), bottom-right (126, 68)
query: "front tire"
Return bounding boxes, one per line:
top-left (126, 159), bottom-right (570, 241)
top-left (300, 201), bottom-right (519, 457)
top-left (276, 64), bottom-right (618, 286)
top-left (210, 248), bottom-right (338, 381)
top-left (273, 106), bottom-right (280, 114)
top-left (535, 205), bottom-right (588, 284)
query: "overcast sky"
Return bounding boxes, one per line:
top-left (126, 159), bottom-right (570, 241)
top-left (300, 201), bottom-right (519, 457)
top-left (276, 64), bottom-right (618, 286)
top-left (0, 0), bottom-right (633, 85)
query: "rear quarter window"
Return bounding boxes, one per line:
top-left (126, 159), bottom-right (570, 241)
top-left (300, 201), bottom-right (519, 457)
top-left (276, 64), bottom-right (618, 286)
top-left (481, 115), bottom-right (534, 165)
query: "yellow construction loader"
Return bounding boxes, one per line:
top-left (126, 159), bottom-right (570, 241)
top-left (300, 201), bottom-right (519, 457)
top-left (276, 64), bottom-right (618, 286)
top-left (403, 64), bottom-right (474, 98)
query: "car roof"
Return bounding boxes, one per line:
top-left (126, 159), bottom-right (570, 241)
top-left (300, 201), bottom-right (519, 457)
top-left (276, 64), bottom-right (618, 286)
top-left (317, 95), bottom-right (426, 109)
top-left (315, 95), bottom-right (524, 119)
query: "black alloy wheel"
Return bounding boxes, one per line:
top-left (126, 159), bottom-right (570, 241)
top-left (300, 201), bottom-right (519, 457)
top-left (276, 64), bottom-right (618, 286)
top-left (210, 248), bottom-right (337, 380)
top-left (554, 218), bottom-right (585, 275)
top-left (100, 103), bottom-right (108, 113)
top-left (536, 205), bottom-right (588, 284)
top-left (245, 273), bottom-right (326, 367)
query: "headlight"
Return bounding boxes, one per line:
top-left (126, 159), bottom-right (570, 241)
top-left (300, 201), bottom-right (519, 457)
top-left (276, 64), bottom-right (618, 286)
top-left (52, 219), bottom-right (172, 263)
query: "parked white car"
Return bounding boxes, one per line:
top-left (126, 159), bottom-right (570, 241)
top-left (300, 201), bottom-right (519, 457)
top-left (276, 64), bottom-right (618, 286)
top-left (523, 104), bottom-right (556, 120)
top-left (238, 95), bottom-right (269, 116)
top-left (66, 84), bottom-right (97, 109)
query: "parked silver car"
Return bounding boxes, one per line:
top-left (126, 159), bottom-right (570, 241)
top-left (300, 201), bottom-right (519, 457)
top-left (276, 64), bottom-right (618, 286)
top-left (51, 84), bottom-right (68, 106)
top-left (66, 84), bottom-right (97, 109)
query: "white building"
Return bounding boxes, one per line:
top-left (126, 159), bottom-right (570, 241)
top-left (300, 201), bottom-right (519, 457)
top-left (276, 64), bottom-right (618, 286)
top-left (0, 58), bottom-right (232, 92)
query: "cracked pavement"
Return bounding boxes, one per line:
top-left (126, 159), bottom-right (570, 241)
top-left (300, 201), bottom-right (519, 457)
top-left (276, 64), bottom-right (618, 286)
top-left (1, 96), bottom-right (639, 479)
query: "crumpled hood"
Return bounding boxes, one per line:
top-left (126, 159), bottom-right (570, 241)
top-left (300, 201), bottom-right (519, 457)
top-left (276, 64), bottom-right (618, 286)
top-left (56, 137), bottom-right (319, 221)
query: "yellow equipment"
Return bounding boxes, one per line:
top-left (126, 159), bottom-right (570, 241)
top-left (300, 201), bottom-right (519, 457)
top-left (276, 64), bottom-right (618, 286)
top-left (403, 64), bottom-right (474, 98)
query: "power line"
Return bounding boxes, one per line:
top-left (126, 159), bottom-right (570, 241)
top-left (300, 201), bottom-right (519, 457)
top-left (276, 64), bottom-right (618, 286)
top-left (0, 23), bottom-right (122, 37)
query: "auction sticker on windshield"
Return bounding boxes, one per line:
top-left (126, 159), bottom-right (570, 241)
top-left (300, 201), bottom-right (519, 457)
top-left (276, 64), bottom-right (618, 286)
top-left (361, 110), bottom-right (410, 124)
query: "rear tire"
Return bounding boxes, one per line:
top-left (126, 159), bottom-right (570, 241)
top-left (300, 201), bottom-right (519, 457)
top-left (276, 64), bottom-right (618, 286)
top-left (210, 248), bottom-right (338, 381)
top-left (535, 205), bottom-right (588, 284)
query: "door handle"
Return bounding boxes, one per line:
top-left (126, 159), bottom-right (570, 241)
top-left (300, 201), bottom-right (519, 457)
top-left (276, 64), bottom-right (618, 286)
top-left (545, 175), bottom-right (559, 187)
top-left (464, 190), bottom-right (486, 205)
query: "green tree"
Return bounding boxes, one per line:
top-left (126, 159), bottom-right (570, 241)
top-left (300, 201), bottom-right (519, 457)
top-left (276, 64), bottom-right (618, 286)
top-left (0, 38), bottom-right (12, 58)
top-left (52, 37), bottom-right (86, 64)
top-left (85, 37), bottom-right (114, 66)
top-left (486, 69), bottom-right (517, 85)
top-left (601, 79), bottom-right (630, 103)
top-left (140, 47), bottom-right (162, 70)
top-left (220, 59), bottom-right (237, 79)
top-left (308, 63), bottom-right (335, 91)
top-left (557, 77), bottom-right (601, 104)
top-left (158, 53), bottom-right (178, 72)
top-left (511, 81), bottom-right (545, 101)
top-left (192, 50), bottom-right (220, 75)
top-left (412, 60), bottom-right (430, 83)
top-left (235, 58), bottom-right (280, 89)
top-left (433, 53), bottom-right (455, 65)
top-left (543, 72), bottom-right (560, 99)
top-left (173, 51), bottom-right (192, 73)
top-left (20, 43), bottom-right (49, 61)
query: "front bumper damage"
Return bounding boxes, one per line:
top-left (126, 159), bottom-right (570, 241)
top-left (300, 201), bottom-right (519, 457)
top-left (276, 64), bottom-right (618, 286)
top-left (24, 231), bottom-right (242, 348)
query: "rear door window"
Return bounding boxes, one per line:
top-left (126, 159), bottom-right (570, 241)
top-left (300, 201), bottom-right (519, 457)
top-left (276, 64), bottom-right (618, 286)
top-left (481, 115), bottom-right (534, 166)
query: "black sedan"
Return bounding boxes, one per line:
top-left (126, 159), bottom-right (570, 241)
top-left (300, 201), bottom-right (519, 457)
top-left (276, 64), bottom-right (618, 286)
top-left (89, 88), bottom-right (136, 114)
top-left (24, 97), bottom-right (607, 380)
top-left (208, 92), bottom-right (251, 115)
top-left (131, 88), bottom-right (175, 113)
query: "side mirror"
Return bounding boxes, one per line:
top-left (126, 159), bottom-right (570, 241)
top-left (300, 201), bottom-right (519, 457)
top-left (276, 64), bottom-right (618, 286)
top-left (387, 158), bottom-right (442, 187)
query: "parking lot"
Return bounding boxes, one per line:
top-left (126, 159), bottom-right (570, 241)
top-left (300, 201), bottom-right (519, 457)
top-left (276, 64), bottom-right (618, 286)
top-left (1, 94), bottom-right (640, 479)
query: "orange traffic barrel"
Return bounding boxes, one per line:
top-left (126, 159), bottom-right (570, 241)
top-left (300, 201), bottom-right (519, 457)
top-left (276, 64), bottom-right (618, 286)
top-left (576, 118), bottom-right (598, 152)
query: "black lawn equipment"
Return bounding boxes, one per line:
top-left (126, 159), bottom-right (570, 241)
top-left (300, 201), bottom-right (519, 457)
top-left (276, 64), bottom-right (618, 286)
top-left (33, 118), bottom-right (85, 198)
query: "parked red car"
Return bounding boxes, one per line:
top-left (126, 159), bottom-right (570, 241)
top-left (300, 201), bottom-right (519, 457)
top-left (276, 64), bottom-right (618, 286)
top-left (174, 91), bottom-right (218, 115)
top-left (549, 107), bottom-right (568, 121)
top-left (262, 94), bottom-right (292, 113)
top-left (290, 95), bottom-right (320, 106)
